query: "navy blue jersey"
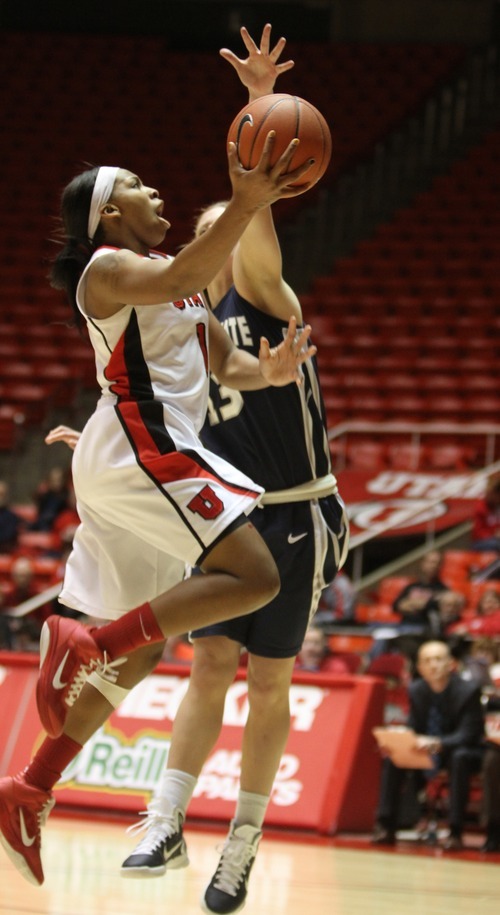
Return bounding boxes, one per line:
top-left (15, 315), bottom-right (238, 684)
top-left (202, 287), bottom-right (331, 491)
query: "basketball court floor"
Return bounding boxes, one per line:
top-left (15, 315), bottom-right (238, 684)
top-left (1, 816), bottom-right (499, 915)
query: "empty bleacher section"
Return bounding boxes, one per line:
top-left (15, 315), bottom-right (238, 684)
top-left (0, 31), bottom-right (498, 500)
top-left (304, 124), bottom-right (500, 465)
top-left (0, 33), bottom-right (468, 443)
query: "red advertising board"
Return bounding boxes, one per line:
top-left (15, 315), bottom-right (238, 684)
top-left (337, 469), bottom-right (484, 538)
top-left (0, 653), bottom-right (385, 834)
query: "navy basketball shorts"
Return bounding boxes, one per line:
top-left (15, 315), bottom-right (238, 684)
top-left (191, 492), bottom-right (349, 658)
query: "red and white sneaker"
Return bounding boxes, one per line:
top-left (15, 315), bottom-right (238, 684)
top-left (0, 771), bottom-right (55, 886)
top-left (37, 615), bottom-right (106, 738)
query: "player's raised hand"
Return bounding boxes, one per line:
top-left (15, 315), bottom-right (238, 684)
top-left (220, 23), bottom-right (294, 100)
top-left (45, 425), bottom-right (81, 450)
top-left (258, 316), bottom-right (316, 386)
top-left (228, 134), bottom-right (315, 205)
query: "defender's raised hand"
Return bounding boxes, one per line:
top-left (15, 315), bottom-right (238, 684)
top-left (258, 316), bottom-right (316, 386)
top-left (220, 23), bottom-right (294, 101)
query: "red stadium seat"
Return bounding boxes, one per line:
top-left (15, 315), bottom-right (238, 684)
top-left (357, 603), bottom-right (401, 624)
top-left (0, 383), bottom-right (52, 426)
top-left (0, 405), bottom-right (25, 451)
top-left (465, 580), bottom-right (500, 613)
top-left (32, 557), bottom-right (61, 581)
top-left (348, 394), bottom-right (387, 422)
top-left (346, 441), bottom-right (387, 471)
top-left (377, 576), bottom-right (412, 606)
top-left (328, 633), bottom-right (373, 654)
top-left (341, 372), bottom-right (377, 393)
top-left (0, 554), bottom-right (15, 580)
top-left (384, 394), bottom-right (427, 422)
top-left (424, 395), bottom-right (465, 421)
top-left (381, 372), bottom-right (417, 393)
top-left (386, 442), bottom-right (425, 471)
top-left (463, 395), bottom-right (500, 422)
top-left (426, 444), bottom-right (475, 471)
top-left (17, 531), bottom-right (61, 556)
top-left (0, 361), bottom-right (33, 383)
top-left (440, 550), bottom-right (499, 588)
top-left (421, 375), bottom-right (460, 395)
top-left (37, 364), bottom-right (79, 408)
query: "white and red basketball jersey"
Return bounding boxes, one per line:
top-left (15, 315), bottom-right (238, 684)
top-left (77, 247), bottom-right (210, 438)
top-left (59, 247), bottom-right (263, 620)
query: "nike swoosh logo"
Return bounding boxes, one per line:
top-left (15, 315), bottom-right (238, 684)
top-left (19, 809), bottom-right (36, 847)
top-left (52, 650), bottom-right (70, 689)
top-left (166, 839), bottom-right (182, 861)
top-left (288, 532), bottom-right (308, 544)
top-left (236, 112), bottom-right (253, 151)
top-left (139, 614), bottom-right (152, 642)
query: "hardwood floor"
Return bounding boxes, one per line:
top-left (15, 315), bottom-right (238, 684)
top-left (1, 817), bottom-right (499, 915)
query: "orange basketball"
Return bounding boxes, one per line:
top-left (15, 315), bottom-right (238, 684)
top-left (227, 93), bottom-right (332, 190)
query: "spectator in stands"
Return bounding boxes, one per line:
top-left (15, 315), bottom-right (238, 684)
top-left (0, 480), bottom-right (21, 552)
top-left (0, 590), bottom-right (14, 650)
top-left (489, 650), bottom-right (500, 687)
top-left (364, 652), bottom-right (411, 725)
top-left (30, 466), bottom-right (70, 532)
top-left (369, 551), bottom-right (449, 660)
top-left (3, 557), bottom-right (39, 609)
top-left (3, 557), bottom-right (51, 640)
top-left (372, 639), bottom-right (484, 850)
top-left (314, 570), bottom-right (357, 624)
top-left (482, 692), bottom-right (500, 852)
top-left (51, 486), bottom-right (80, 553)
top-left (471, 475), bottom-right (500, 553)
top-left (429, 589), bottom-right (467, 638)
top-left (448, 588), bottom-right (500, 638)
top-left (295, 625), bottom-right (358, 674)
top-left (482, 746), bottom-right (500, 852)
top-left (392, 550), bottom-right (448, 628)
top-left (459, 637), bottom-right (498, 689)
top-left (12, 617), bottom-right (42, 653)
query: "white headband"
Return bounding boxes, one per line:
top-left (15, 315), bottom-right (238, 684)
top-left (88, 166), bottom-right (119, 240)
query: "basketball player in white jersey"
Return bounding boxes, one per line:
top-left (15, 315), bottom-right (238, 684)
top-left (0, 60), bottom-right (315, 887)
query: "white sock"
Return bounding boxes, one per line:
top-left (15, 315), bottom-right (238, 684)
top-left (157, 768), bottom-right (198, 816)
top-left (234, 790), bottom-right (269, 831)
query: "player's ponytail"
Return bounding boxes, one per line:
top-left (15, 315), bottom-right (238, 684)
top-left (49, 167), bottom-right (105, 327)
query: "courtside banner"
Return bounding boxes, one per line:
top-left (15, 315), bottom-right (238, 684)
top-left (337, 469), bottom-right (484, 538)
top-left (0, 653), bottom-right (384, 833)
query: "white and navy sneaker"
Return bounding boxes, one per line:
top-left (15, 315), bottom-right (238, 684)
top-left (202, 821), bottom-right (262, 914)
top-left (120, 796), bottom-right (189, 877)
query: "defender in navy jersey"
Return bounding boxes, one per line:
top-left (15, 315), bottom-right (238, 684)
top-left (203, 287), bottom-right (331, 492)
top-left (122, 24), bottom-right (349, 915)
top-left (195, 237), bottom-right (348, 656)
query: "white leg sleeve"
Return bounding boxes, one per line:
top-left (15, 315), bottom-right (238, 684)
top-left (87, 670), bottom-right (131, 708)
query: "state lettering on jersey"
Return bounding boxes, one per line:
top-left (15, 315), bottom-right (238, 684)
top-left (187, 484), bottom-right (224, 520)
top-left (221, 315), bottom-right (254, 348)
top-left (173, 293), bottom-right (206, 311)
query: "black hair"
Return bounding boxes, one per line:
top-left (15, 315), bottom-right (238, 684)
top-left (49, 166), bottom-right (106, 327)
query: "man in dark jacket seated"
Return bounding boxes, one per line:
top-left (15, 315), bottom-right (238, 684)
top-left (372, 639), bottom-right (485, 850)
top-left (482, 694), bottom-right (500, 852)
